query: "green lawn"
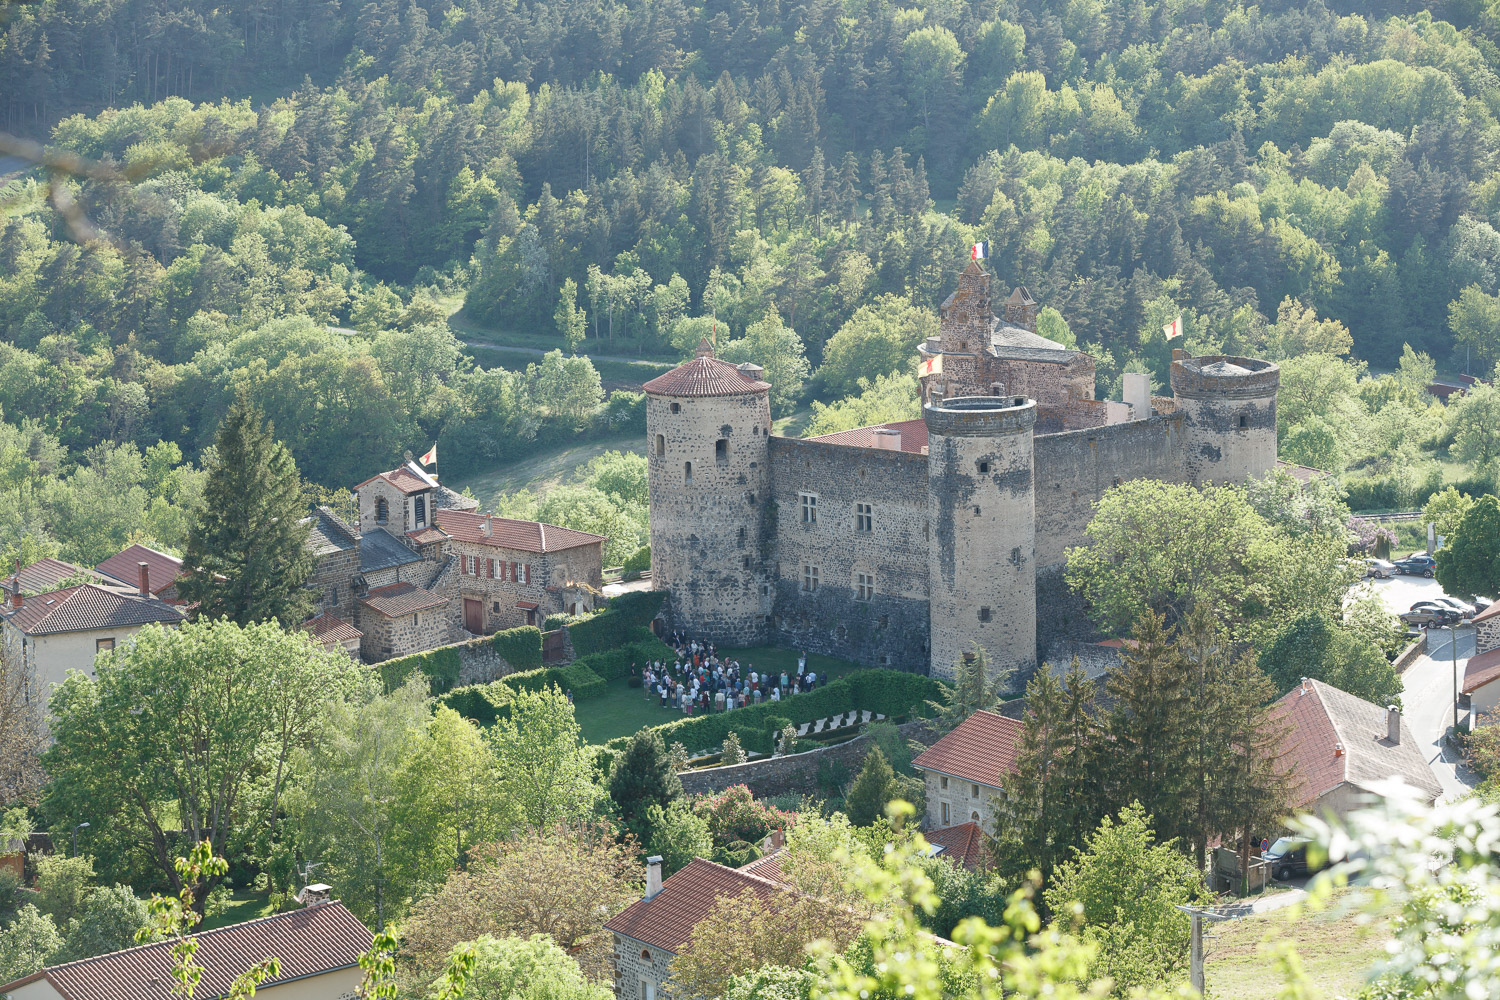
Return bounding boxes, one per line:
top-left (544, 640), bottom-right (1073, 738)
top-left (773, 407), bottom-right (815, 437)
top-left (572, 647), bottom-right (863, 745)
top-left (445, 431), bottom-right (645, 508)
top-left (1206, 892), bottom-right (1397, 1000)
top-left (200, 889), bottom-right (276, 931)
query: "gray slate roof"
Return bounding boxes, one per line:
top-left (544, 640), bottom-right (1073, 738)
top-left (304, 507), bottom-right (359, 556)
top-left (358, 527), bottom-right (424, 573)
top-left (433, 485), bottom-right (480, 511)
top-left (989, 320), bottom-right (1078, 362)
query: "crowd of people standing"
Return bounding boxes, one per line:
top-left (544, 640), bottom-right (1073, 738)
top-left (637, 632), bottom-right (825, 715)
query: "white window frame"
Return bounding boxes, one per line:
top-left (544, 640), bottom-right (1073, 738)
top-left (802, 565), bottom-right (820, 592)
top-left (855, 502), bottom-right (873, 533)
top-left (855, 572), bottom-right (875, 601)
top-left (800, 492), bottom-right (818, 524)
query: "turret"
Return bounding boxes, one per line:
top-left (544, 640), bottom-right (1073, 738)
top-left (644, 347), bottom-right (773, 645)
top-left (924, 394), bottom-right (1037, 683)
top-left (1169, 352), bottom-right (1279, 484)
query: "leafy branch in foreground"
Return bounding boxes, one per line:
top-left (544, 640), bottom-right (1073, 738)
top-left (359, 924), bottom-right (475, 999)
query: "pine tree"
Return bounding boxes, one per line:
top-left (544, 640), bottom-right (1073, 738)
top-left (177, 393), bottom-right (314, 627)
top-left (844, 746), bottom-right (898, 826)
top-left (929, 644), bottom-right (1009, 731)
top-left (608, 729), bottom-right (683, 835)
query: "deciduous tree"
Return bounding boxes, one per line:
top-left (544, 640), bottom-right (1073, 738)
top-left (1436, 494), bottom-right (1500, 599)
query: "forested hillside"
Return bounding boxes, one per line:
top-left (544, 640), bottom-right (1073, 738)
top-left (3, 0), bottom-right (1500, 559)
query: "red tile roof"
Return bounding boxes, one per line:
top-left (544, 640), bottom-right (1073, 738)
top-left (355, 462), bottom-right (437, 495)
top-left (1463, 647), bottom-right (1500, 696)
top-left (0, 584), bottom-right (185, 636)
top-left (805, 419), bottom-right (929, 454)
top-left (94, 544), bottom-right (183, 595)
top-left (642, 357), bottom-right (771, 397)
top-left (1, 558), bottom-right (92, 595)
top-left (301, 613), bottom-right (363, 645)
top-left (604, 859), bottom-right (785, 953)
top-left (737, 850), bottom-right (788, 885)
top-left (406, 526), bottom-right (448, 546)
top-left (0, 901), bottom-right (371, 1000)
top-left (358, 582), bottom-right (447, 618)
top-left (1275, 459), bottom-right (1330, 483)
top-left (1270, 678), bottom-right (1442, 808)
top-left (435, 509), bottom-right (606, 554)
top-left (911, 710), bottom-right (1024, 788)
top-left (924, 822), bottom-right (990, 871)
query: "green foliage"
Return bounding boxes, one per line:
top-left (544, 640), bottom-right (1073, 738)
top-left (490, 626), bottom-right (543, 672)
top-left (622, 545), bottom-right (651, 575)
top-left (1422, 487), bottom-right (1476, 539)
top-left (454, 934), bottom-right (609, 1000)
top-left (719, 310), bottom-right (810, 418)
top-left (645, 800), bottom-right (714, 877)
top-left (1435, 494), bottom-right (1500, 600)
top-left (690, 786), bottom-right (794, 862)
top-left (608, 729), bottom-right (682, 834)
top-left (805, 372), bottom-right (921, 438)
top-left (56, 884), bottom-right (159, 963)
top-left (33, 854), bottom-right (94, 927)
top-left (565, 593), bottom-right (667, 658)
top-left (928, 645), bottom-right (1006, 730)
top-left (0, 905), bottom-right (62, 985)
top-left (1043, 803), bottom-right (1211, 995)
top-left (816, 295), bottom-right (937, 397)
top-left (487, 687), bottom-right (603, 832)
top-left (175, 393), bottom-right (314, 626)
top-left (1260, 612), bottom-right (1404, 707)
top-left (844, 747), bottom-right (900, 827)
top-left (722, 966), bottom-right (818, 1000)
top-left (379, 644), bottom-right (463, 695)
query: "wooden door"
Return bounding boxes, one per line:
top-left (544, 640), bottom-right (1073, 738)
top-left (463, 598), bottom-right (483, 634)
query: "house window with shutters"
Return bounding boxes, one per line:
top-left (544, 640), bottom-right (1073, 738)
top-left (487, 559), bottom-right (495, 579)
top-left (524, 564), bottom-right (532, 584)
top-left (414, 494), bottom-right (427, 526)
top-left (511, 561), bottom-right (519, 582)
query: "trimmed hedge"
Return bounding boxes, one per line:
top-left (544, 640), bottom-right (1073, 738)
top-left (436, 662), bottom-right (606, 725)
top-left (491, 626), bottom-right (542, 671)
top-left (379, 645), bottom-right (462, 695)
top-left (607, 670), bottom-right (941, 757)
top-left (573, 628), bottom-right (675, 681)
top-left (567, 591), bottom-right (667, 658)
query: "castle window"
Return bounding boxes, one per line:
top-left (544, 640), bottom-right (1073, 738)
top-left (684, 462), bottom-right (692, 484)
top-left (375, 497), bottom-right (388, 524)
top-left (978, 461), bottom-right (990, 474)
top-left (670, 402), bottom-right (681, 414)
top-left (800, 493), bottom-right (818, 524)
top-left (971, 811), bottom-right (980, 821)
top-left (737, 527), bottom-right (745, 547)
top-left (96, 638), bottom-right (115, 653)
top-left (1238, 413), bottom-right (1249, 429)
top-left (856, 572), bottom-right (875, 601)
top-left (855, 502), bottom-right (872, 533)
top-left (802, 565), bottom-right (820, 592)
top-left (414, 494), bottom-right (427, 526)
top-left (655, 434), bottom-right (665, 457)
top-left (941, 802), bottom-right (950, 824)
top-left (979, 607), bottom-right (992, 623)
top-left (973, 505), bottom-right (982, 516)
top-left (971, 784), bottom-right (980, 798)
top-left (940, 776), bottom-right (948, 790)
top-left (715, 439), bottom-right (728, 465)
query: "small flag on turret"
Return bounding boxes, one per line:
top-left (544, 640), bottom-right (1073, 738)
top-left (420, 443), bottom-right (438, 466)
top-left (1162, 314), bottom-right (1183, 340)
top-left (920, 355), bottom-right (943, 377)
top-left (971, 241), bottom-right (989, 260)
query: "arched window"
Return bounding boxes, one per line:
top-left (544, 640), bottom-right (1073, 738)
top-left (374, 497), bottom-right (388, 524)
top-left (684, 462), bottom-right (693, 484)
top-left (655, 434), bottom-right (665, 457)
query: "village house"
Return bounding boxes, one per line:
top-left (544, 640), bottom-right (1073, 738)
top-left (0, 893), bottom-right (370, 1000)
top-left (0, 567), bottom-right (185, 705)
top-left (1272, 677), bottom-right (1442, 819)
top-left (1462, 602), bottom-right (1500, 717)
top-left (912, 709), bottom-right (1023, 833)
top-left (94, 543), bottom-right (187, 603)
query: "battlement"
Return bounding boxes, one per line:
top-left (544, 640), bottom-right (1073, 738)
top-left (923, 395), bottom-right (1036, 437)
top-left (1170, 354), bottom-right (1280, 399)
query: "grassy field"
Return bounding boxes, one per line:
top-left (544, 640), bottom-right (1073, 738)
top-left (1205, 892), bottom-right (1397, 1000)
top-left (573, 647), bottom-right (863, 745)
top-left (200, 888), bottom-right (276, 931)
top-left (445, 431), bottom-right (644, 508)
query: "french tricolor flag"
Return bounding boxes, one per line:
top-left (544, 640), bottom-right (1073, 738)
top-left (971, 241), bottom-right (989, 260)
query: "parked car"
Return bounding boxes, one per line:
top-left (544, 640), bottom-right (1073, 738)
top-left (1365, 558), bottom-right (1397, 579)
top-left (1264, 837), bottom-right (1325, 881)
top-left (1394, 554), bottom-right (1437, 577)
top-left (1400, 607), bottom-right (1461, 627)
top-left (1425, 596), bottom-right (1477, 618)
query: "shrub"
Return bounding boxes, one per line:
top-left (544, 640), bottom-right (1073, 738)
top-left (573, 630), bottom-right (676, 681)
top-left (491, 626), bottom-right (542, 671)
top-left (567, 592), bottom-right (667, 657)
top-left (378, 644), bottom-right (462, 695)
top-left (623, 545), bottom-right (651, 576)
top-left (550, 662), bottom-right (606, 701)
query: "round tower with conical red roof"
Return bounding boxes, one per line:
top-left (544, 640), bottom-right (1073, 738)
top-left (644, 343), bottom-right (773, 644)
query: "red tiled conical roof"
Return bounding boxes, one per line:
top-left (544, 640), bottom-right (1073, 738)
top-left (642, 357), bottom-right (770, 397)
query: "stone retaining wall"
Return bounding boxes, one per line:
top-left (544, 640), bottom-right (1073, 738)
top-left (677, 719), bottom-right (940, 798)
top-left (1393, 633), bottom-right (1427, 673)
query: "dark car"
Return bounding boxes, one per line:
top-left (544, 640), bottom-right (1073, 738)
top-left (1394, 554), bottom-right (1437, 577)
top-left (1401, 606), bottom-right (1461, 627)
top-left (1264, 837), bottom-right (1323, 881)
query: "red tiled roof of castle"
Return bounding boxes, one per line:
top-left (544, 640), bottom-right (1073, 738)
top-left (604, 859), bottom-right (785, 953)
top-left (924, 822), bottom-right (990, 871)
top-left (0, 584), bottom-right (185, 636)
top-left (911, 710), bottom-right (1024, 788)
top-left (94, 544), bottom-right (182, 595)
top-left (642, 357), bottom-right (771, 397)
top-left (406, 526), bottom-right (448, 546)
top-left (0, 901), bottom-right (370, 1000)
top-left (358, 582), bottom-right (447, 618)
top-left (301, 613), bottom-right (362, 645)
top-left (805, 419), bottom-right (929, 454)
top-left (737, 850), bottom-right (788, 885)
top-left (355, 463), bottom-right (436, 495)
top-left (435, 509), bottom-right (606, 553)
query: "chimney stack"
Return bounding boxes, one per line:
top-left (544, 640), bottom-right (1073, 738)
top-left (298, 883), bottom-right (332, 907)
top-left (9, 581), bottom-right (19, 609)
top-left (482, 515), bottom-right (493, 538)
top-left (1387, 705), bottom-right (1401, 745)
top-left (137, 561), bottom-right (151, 599)
top-left (872, 427), bottom-right (902, 451)
top-left (1334, 742), bottom-right (1345, 758)
top-left (645, 856), bottom-right (663, 900)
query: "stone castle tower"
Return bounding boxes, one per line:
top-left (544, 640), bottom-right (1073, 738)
top-left (643, 341), bottom-right (773, 645)
top-left (924, 395), bottom-right (1038, 681)
top-left (1169, 352), bottom-right (1280, 484)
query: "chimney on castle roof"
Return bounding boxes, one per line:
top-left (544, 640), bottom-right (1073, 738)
top-left (695, 337), bottom-right (714, 359)
top-left (872, 427), bottom-right (903, 451)
top-left (138, 561), bottom-right (151, 599)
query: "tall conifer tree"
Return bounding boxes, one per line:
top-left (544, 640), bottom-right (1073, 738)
top-left (178, 393), bottom-right (314, 627)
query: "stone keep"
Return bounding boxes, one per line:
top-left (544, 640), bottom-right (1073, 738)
top-left (1169, 353), bottom-right (1280, 484)
top-left (644, 345), bottom-right (773, 646)
top-left (925, 396), bottom-right (1038, 681)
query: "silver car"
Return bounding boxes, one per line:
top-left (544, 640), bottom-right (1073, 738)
top-left (1365, 558), bottom-right (1396, 579)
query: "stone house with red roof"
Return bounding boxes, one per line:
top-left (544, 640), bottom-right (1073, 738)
top-left (911, 709), bottom-right (1023, 832)
top-left (1462, 601), bottom-right (1500, 717)
top-left (0, 897), bottom-right (370, 1000)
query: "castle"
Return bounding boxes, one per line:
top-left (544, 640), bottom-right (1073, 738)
top-left (644, 262), bottom-right (1281, 681)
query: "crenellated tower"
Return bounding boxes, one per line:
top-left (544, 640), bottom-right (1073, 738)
top-left (1169, 352), bottom-right (1280, 484)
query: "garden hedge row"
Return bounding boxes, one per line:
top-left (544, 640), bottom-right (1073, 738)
top-left (378, 626), bottom-right (543, 695)
top-left (606, 670), bottom-right (943, 757)
top-left (572, 627), bottom-right (676, 681)
top-left (435, 660), bottom-right (607, 725)
top-left (567, 591), bottom-right (667, 658)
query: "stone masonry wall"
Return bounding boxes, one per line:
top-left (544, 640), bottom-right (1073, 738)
top-left (676, 719), bottom-right (940, 797)
top-left (357, 607), bottom-right (453, 662)
top-left (647, 388), bottom-right (772, 645)
top-left (766, 437), bottom-right (931, 671)
top-left (1170, 356), bottom-right (1279, 485)
top-left (306, 547), bottom-right (359, 621)
top-left (610, 935), bottom-right (672, 1000)
top-left (449, 540), bottom-right (603, 632)
top-left (1477, 616), bottom-right (1499, 655)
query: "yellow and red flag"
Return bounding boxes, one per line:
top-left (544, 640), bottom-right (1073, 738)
top-left (920, 355), bottom-right (943, 377)
top-left (420, 443), bottom-right (438, 466)
top-left (1162, 314), bottom-right (1184, 340)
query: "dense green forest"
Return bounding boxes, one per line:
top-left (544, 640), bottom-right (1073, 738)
top-left (3, 0), bottom-right (1500, 563)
